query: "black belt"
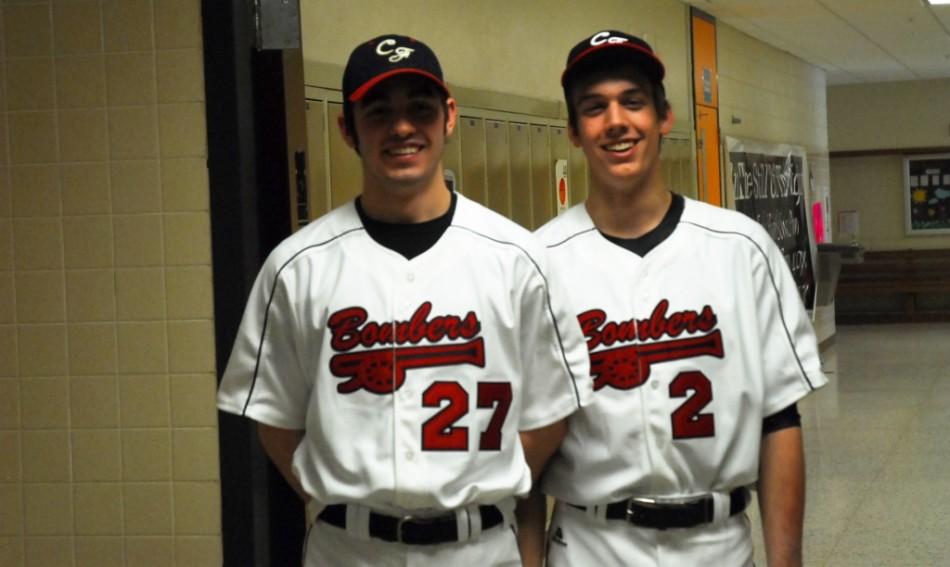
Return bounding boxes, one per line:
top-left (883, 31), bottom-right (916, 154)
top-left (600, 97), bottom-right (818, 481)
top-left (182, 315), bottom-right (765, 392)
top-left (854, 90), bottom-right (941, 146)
top-left (317, 503), bottom-right (504, 545)
top-left (567, 486), bottom-right (750, 530)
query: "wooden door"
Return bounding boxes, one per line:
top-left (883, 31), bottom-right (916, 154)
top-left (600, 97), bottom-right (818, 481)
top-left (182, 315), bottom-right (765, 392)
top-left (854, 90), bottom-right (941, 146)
top-left (691, 10), bottom-right (722, 206)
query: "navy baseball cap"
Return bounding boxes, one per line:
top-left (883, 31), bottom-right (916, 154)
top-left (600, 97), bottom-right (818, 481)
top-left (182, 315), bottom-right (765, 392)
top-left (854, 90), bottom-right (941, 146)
top-left (342, 34), bottom-right (450, 102)
top-left (562, 30), bottom-right (665, 90)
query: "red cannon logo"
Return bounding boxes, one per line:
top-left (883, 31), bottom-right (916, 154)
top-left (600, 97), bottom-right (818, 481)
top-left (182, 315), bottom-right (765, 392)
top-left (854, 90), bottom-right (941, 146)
top-left (327, 302), bottom-right (485, 394)
top-left (588, 331), bottom-right (723, 391)
top-left (579, 300), bottom-right (724, 391)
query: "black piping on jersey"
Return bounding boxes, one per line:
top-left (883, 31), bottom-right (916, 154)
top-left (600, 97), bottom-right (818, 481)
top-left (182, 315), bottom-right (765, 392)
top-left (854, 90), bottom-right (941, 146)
top-left (241, 226), bottom-right (366, 415)
top-left (301, 520), bottom-right (314, 560)
top-left (679, 220), bottom-right (819, 391)
top-left (451, 225), bottom-right (584, 408)
top-left (546, 227), bottom-right (598, 250)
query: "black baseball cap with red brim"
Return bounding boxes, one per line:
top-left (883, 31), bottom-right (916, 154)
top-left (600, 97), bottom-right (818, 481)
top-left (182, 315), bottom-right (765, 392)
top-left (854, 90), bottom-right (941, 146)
top-left (561, 30), bottom-right (665, 92)
top-left (342, 34), bottom-right (450, 103)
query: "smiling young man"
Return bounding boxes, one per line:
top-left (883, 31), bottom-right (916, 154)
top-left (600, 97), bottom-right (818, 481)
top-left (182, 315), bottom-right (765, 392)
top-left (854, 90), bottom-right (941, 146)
top-left (217, 34), bottom-right (591, 566)
top-left (529, 31), bottom-right (828, 567)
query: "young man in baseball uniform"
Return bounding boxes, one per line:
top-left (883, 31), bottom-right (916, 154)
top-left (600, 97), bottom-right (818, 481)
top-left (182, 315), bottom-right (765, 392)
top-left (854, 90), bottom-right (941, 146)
top-left (526, 30), bottom-right (828, 567)
top-left (217, 34), bottom-right (591, 566)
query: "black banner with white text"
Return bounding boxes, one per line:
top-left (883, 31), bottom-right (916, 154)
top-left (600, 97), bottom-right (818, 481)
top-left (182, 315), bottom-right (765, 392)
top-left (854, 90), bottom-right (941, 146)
top-left (727, 138), bottom-right (816, 310)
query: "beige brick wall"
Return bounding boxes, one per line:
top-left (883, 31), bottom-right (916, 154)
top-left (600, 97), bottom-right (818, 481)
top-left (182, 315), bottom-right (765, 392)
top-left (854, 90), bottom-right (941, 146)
top-left (0, 1), bottom-right (220, 565)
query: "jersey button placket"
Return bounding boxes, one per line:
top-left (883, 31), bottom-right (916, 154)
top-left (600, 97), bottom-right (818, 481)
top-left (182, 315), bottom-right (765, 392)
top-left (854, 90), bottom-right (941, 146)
top-left (393, 279), bottom-right (419, 508)
top-left (392, 287), bottom-right (406, 505)
top-left (394, 391), bottom-right (417, 507)
top-left (402, 272), bottom-right (415, 310)
top-left (637, 266), bottom-right (650, 304)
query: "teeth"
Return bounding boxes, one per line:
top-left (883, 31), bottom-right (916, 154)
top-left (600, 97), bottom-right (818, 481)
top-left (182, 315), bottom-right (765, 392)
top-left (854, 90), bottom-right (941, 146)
top-left (389, 146), bottom-right (420, 155)
top-left (604, 142), bottom-right (635, 152)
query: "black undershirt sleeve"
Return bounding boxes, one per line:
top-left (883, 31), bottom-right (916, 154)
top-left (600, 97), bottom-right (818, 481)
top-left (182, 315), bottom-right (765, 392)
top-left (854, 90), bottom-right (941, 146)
top-left (762, 403), bottom-right (801, 435)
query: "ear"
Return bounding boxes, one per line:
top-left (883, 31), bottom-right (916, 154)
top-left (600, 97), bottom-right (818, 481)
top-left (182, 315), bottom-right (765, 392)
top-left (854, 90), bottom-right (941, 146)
top-left (338, 113), bottom-right (357, 150)
top-left (659, 106), bottom-right (675, 136)
top-left (567, 123), bottom-right (581, 148)
top-left (443, 97), bottom-right (458, 138)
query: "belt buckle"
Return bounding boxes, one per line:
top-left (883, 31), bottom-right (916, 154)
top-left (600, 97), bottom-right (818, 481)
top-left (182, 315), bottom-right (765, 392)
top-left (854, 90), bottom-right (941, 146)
top-left (396, 514), bottom-right (415, 544)
top-left (625, 497), bottom-right (660, 523)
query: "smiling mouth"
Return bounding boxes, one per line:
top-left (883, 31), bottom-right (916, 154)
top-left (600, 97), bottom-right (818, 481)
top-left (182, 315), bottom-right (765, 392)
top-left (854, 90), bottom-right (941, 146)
top-left (386, 145), bottom-right (423, 156)
top-left (603, 140), bottom-right (638, 152)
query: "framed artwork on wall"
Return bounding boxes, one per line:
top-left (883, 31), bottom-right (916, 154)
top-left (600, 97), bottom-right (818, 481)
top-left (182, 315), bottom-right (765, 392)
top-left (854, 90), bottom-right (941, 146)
top-left (904, 153), bottom-right (950, 235)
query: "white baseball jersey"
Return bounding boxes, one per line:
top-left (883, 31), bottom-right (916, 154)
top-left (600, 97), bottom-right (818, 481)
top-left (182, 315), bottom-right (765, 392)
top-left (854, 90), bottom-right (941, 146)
top-left (218, 193), bottom-right (591, 515)
top-left (536, 195), bottom-right (827, 506)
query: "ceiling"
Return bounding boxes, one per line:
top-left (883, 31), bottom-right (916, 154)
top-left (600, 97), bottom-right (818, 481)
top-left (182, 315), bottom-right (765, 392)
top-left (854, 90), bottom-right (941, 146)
top-left (686, 0), bottom-right (950, 84)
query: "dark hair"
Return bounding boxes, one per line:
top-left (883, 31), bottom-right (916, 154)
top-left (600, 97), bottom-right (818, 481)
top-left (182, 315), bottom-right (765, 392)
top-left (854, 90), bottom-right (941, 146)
top-left (564, 61), bottom-right (670, 132)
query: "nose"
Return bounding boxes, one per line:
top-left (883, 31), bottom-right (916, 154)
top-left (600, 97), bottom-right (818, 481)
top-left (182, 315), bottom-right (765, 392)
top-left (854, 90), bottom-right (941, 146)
top-left (389, 111), bottom-right (415, 138)
top-left (604, 101), bottom-right (627, 137)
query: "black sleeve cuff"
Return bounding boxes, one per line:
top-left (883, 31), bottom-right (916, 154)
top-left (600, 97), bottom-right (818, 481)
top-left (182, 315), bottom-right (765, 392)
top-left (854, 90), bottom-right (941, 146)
top-left (762, 403), bottom-right (801, 435)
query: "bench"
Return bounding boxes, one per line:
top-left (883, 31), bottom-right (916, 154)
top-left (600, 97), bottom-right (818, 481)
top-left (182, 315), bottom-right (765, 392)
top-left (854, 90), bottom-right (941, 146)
top-left (834, 249), bottom-right (950, 324)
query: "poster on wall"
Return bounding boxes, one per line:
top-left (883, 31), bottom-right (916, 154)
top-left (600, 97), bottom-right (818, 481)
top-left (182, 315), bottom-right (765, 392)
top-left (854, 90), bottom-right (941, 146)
top-left (725, 137), bottom-right (816, 310)
top-left (838, 210), bottom-right (860, 242)
top-left (811, 201), bottom-right (825, 244)
top-left (904, 153), bottom-right (950, 235)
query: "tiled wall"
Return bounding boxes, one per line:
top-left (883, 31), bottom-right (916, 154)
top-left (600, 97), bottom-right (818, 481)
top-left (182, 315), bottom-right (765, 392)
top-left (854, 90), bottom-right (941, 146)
top-left (0, 1), bottom-right (220, 566)
top-left (717, 23), bottom-right (829, 156)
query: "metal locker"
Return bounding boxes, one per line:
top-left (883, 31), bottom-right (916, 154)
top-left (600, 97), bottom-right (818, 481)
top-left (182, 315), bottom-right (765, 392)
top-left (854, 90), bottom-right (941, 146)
top-left (459, 117), bottom-right (488, 206)
top-left (669, 138), bottom-right (695, 198)
top-left (529, 124), bottom-right (552, 228)
top-left (508, 122), bottom-right (532, 229)
top-left (568, 135), bottom-right (589, 205)
top-left (668, 139), bottom-right (684, 194)
top-left (327, 102), bottom-right (363, 208)
top-left (443, 122), bottom-right (462, 193)
top-left (485, 119), bottom-right (510, 218)
top-left (550, 126), bottom-right (570, 211)
top-left (305, 100), bottom-right (329, 220)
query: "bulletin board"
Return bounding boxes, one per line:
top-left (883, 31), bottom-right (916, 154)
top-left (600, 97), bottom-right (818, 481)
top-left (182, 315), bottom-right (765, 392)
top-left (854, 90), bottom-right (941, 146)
top-left (904, 153), bottom-right (950, 235)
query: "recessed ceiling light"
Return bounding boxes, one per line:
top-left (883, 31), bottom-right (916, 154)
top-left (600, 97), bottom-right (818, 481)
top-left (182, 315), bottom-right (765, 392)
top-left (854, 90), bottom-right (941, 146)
top-left (927, 0), bottom-right (950, 5)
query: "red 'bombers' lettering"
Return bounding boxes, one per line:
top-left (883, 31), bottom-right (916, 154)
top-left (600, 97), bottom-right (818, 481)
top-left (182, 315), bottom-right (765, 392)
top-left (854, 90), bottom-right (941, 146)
top-left (578, 309), bottom-right (607, 348)
top-left (578, 299), bottom-right (718, 348)
top-left (578, 309), bottom-right (636, 349)
top-left (328, 302), bottom-right (481, 352)
top-left (328, 307), bottom-right (366, 351)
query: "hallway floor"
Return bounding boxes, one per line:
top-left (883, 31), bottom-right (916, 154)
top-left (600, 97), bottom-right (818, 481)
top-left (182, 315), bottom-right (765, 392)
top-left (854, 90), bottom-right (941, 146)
top-left (748, 322), bottom-right (950, 566)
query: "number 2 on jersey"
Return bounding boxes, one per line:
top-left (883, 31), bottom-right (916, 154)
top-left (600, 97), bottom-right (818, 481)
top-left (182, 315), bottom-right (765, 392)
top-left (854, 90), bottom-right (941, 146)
top-left (421, 381), bottom-right (512, 451)
top-left (669, 371), bottom-right (715, 439)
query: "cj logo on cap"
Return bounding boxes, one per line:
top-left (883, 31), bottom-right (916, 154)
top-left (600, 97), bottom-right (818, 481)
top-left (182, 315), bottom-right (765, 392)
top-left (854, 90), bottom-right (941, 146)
top-left (376, 39), bottom-right (414, 62)
top-left (590, 31), bottom-right (629, 46)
